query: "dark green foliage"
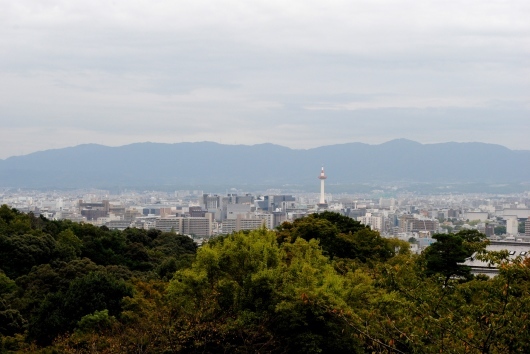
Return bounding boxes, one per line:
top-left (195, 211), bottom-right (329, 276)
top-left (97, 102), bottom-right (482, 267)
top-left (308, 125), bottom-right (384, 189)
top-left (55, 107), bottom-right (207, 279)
top-left (0, 272), bottom-right (16, 297)
top-left (0, 308), bottom-right (24, 337)
top-left (274, 302), bottom-right (362, 354)
top-left (0, 204), bottom-right (197, 348)
top-left (423, 229), bottom-right (487, 284)
top-left (291, 218), bottom-right (340, 250)
top-left (54, 229), bottom-right (82, 261)
top-left (311, 211), bottom-right (366, 235)
top-left (0, 205), bottom-right (17, 224)
top-left (0, 233), bottom-right (56, 279)
top-left (76, 309), bottom-right (114, 333)
top-left (28, 271), bottom-right (133, 345)
top-left (5, 203), bottom-right (530, 353)
top-left (79, 226), bottom-right (128, 266)
top-left (423, 233), bottom-right (472, 283)
top-left (0, 272), bottom-right (23, 337)
top-left (65, 272), bottom-right (132, 319)
top-left (338, 228), bottom-right (394, 262)
top-left (151, 232), bottom-right (197, 255)
top-left (278, 211), bottom-right (393, 262)
top-left (124, 242), bottom-right (151, 271)
top-left (456, 229), bottom-right (487, 244)
top-left (156, 257), bottom-right (178, 280)
top-left (122, 227), bottom-right (152, 246)
top-left (26, 292), bottom-right (66, 345)
top-left (16, 259), bottom-right (102, 302)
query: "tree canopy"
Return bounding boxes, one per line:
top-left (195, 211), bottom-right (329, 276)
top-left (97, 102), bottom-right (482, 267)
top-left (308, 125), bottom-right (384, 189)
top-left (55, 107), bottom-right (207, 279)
top-left (276, 211), bottom-right (395, 262)
top-left (423, 229), bottom-right (488, 284)
top-left (1, 206), bottom-right (529, 353)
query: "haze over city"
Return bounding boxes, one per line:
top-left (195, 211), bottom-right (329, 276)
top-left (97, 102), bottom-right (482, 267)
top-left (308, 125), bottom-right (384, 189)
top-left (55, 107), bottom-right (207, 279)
top-left (1, 0), bottom-right (529, 159)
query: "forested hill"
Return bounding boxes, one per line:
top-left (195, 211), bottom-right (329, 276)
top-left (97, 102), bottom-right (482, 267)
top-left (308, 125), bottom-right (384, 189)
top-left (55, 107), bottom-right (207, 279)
top-left (0, 139), bottom-right (529, 188)
top-left (2, 206), bottom-right (530, 352)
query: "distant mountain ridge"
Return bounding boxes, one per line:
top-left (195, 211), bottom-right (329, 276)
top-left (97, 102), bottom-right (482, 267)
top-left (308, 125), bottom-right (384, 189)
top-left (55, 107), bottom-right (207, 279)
top-left (0, 140), bottom-right (529, 188)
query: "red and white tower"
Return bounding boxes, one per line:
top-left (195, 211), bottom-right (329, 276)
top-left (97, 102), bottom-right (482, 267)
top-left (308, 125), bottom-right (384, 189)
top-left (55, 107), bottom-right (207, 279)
top-left (318, 167), bottom-right (327, 206)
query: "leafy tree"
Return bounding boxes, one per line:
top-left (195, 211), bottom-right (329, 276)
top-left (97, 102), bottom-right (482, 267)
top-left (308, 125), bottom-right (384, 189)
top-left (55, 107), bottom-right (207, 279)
top-left (278, 212), bottom-right (394, 263)
top-left (28, 271), bottom-right (133, 345)
top-left (456, 229), bottom-right (488, 255)
top-left (16, 258), bottom-right (102, 303)
top-left (0, 206), bottom-right (30, 236)
top-left (167, 229), bottom-right (363, 353)
top-left (5, 204), bottom-right (530, 353)
top-left (55, 229), bottom-right (82, 261)
top-left (422, 230), bottom-right (487, 286)
top-left (0, 205), bottom-right (17, 224)
top-left (151, 232), bottom-right (197, 256)
top-left (156, 257), bottom-right (178, 280)
top-left (379, 250), bottom-right (530, 353)
top-left (0, 272), bottom-right (23, 337)
top-left (0, 272), bottom-right (15, 297)
top-left (337, 228), bottom-right (394, 262)
top-left (122, 227), bottom-right (152, 246)
top-left (54, 280), bottom-right (175, 353)
top-left (76, 309), bottom-right (115, 333)
top-left (310, 211), bottom-right (366, 235)
top-left (289, 217), bottom-right (341, 255)
top-left (80, 227), bottom-right (127, 266)
top-left (0, 233), bottom-right (56, 279)
top-left (423, 233), bottom-right (473, 284)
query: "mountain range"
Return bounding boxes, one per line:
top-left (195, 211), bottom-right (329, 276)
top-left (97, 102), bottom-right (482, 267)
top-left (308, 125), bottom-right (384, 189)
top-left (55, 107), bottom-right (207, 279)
top-left (0, 139), bottom-right (529, 189)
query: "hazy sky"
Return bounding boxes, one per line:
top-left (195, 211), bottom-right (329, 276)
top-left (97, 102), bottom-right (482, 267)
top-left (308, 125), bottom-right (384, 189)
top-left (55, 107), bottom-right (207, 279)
top-left (1, 0), bottom-right (529, 159)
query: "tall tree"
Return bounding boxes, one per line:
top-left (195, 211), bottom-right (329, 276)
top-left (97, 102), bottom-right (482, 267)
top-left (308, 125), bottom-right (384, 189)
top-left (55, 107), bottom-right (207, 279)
top-left (423, 233), bottom-right (472, 284)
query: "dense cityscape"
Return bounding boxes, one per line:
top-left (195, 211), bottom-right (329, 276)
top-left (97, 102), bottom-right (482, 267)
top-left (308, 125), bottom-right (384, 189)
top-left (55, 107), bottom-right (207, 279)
top-left (3, 168), bottom-right (530, 248)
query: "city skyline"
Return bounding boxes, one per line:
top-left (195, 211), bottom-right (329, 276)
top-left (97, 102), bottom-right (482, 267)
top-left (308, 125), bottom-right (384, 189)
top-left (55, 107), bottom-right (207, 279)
top-left (1, 1), bottom-right (529, 158)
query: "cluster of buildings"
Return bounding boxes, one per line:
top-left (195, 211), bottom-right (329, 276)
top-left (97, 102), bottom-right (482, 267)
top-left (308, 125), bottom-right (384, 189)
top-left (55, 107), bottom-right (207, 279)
top-left (2, 169), bottom-right (530, 250)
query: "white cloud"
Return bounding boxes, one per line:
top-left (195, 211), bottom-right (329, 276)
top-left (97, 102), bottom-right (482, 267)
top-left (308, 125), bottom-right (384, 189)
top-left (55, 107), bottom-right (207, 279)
top-left (0, 0), bottom-right (529, 158)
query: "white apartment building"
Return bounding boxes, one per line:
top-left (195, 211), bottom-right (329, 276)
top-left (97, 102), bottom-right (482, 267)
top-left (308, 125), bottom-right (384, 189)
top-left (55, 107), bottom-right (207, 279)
top-left (357, 212), bottom-right (384, 232)
top-left (155, 215), bottom-right (213, 237)
top-left (222, 213), bottom-right (268, 234)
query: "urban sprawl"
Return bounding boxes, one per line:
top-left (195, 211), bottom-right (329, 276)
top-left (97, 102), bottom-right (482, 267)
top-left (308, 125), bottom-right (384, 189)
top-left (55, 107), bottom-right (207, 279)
top-left (3, 179), bottom-right (530, 253)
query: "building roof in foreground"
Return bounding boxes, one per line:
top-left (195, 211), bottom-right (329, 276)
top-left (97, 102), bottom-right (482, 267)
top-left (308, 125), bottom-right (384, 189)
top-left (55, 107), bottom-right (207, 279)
top-left (463, 241), bottom-right (530, 276)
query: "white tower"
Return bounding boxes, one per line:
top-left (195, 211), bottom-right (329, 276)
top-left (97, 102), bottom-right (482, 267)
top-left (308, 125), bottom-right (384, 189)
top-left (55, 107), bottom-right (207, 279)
top-left (318, 167), bottom-right (327, 206)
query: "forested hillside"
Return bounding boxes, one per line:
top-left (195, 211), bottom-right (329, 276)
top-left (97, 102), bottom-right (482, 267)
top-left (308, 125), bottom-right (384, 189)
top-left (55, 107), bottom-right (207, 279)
top-left (1, 207), bottom-right (530, 353)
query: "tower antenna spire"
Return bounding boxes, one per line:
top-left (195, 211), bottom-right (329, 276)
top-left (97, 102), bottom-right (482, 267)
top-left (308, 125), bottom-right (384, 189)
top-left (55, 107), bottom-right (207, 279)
top-left (318, 167), bottom-right (327, 208)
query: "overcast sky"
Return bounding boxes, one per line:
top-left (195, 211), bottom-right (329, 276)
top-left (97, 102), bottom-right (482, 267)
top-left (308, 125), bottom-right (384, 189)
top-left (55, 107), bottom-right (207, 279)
top-left (0, 0), bottom-right (529, 159)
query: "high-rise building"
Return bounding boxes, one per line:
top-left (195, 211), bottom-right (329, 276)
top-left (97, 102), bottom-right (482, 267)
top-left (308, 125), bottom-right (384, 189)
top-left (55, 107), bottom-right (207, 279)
top-left (78, 199), bottom-right (110, 221)
top-left (506, 215), bottom-right (519, 235)
top-left (525, 217), bottom-right (530, 237)
top-left (357, 212), bottom-right (385, 232)
top-left (189, 206), bottom-right (207, 218)
top-left (318, 167), bottom-right (327, 207)
top-left (256, 195), bottom-right (295, 212)
top-left (155, 217), bottom-right (181, 232)
top-left (222, 214), bottom-right (268, 234)
top-left (182, 217), bottom-right (212, 238)
top-left (155, 215), bottom-right (213, 237)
